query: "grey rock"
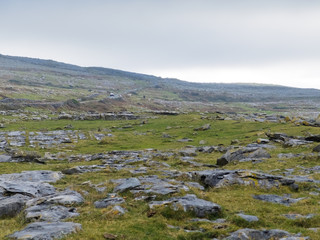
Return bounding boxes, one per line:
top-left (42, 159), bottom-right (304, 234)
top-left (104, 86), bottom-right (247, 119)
top-left (0, 154), bottom-right (12, 162)
top-left (282, 213), bottom-right (315, 220)
top-left (0, 170), bottom-right (63, 183)
top-left (25, 204), bottom-right (79, 221)
top-left (131, 175), bottom-right (183, 195)
top-left (8, 221), bottom-right (81, 240)
top-left (0, 194), bottom-right (30, 218)
top-left (253, 194), bottom-right (305, 206)
top-left (236, 213), bottom-right (259, 222)
top-left (305, 135), bottom-right (320, 142)
top-left (94, 196), bottom-right (125, 208)
top-left (284, 139), bottom-right (312, 147)
top-left (45, 190), bottom-right (84, 205)
top-left (111, 205), bottom-right (127, 215)
top-left (190, 218), bottom-right (226, 223)
top-left (191, 170), bottom-right (296, 190)
top-left (267, 132), bottom-right (290, 142)
top-left (185, 182), bottom-right (205, 191)
top-left (113, 178), bottom-right (141, 193)
top-left (217, 147), bottom-right (271, 166)
top-left (177, 138), bottom-right (193, 142)
top-left (0, 181), bottom-right (56, 197)
top-left (194, 124), bottom-right (211, 131)
top-left (179, 147), bottom-right (197, 157)
top-left (149, 194), bottom-right (221, 218)
top-left (224, 228), bottom-right (298, 240)
top-left (313, 144), bottom-right (320, 152)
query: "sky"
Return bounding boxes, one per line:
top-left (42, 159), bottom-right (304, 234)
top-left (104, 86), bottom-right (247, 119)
top-left (1, 0), bottom-right (320, 89)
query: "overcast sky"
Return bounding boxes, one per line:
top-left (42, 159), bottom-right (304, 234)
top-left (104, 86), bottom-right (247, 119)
top-left (1, 0), bottom-right (320, 89)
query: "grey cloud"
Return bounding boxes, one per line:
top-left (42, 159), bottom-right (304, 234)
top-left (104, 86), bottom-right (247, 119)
top-left (1, 0), bottom-right (320, 71)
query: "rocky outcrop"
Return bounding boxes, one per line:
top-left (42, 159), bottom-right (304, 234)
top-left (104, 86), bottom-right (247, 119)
top-left (191, 170), bottom-right (297, 190)
top-left (217, 147), bottom-right (271, 166)
top-left (149, 194), bottom-right (221, 218)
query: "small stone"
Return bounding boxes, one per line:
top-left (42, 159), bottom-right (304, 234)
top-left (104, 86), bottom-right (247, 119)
top-left (236, 213), bottom-right (259, 222)
top-left (104, 233), bottom-right (117, 239)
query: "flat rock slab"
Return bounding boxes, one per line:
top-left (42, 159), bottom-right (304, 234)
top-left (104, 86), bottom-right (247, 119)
top-left (253, 194), bottom-right (305, 206)
top-left (131, 175), bottom-right (187, 195)
top-left (149, 194), bottom-right (221, 218)
top-left (282, 214), bottom-right (315, 220)
top-left (45, 190), bottom-right (84, 205)
top-left (224, 228), bottom-right (306, 240)
top-left (94, 196), bottom-right (125, 208)
top-left (8, 221), bottom-right (81, 240)
top-left (25, 204), bottom-right (79, 221)
top-left (0, 154), bottom-right (12, 162)
top-left (112, 178), bottom-right (141, 193)
top-left (0, 170), bottom-right (63, 183)
top-left (0, 181), bottom-right (56, 197)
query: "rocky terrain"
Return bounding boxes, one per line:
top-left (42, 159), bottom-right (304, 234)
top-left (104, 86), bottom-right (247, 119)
top-left (0, 54), bottom-right (320, 239)
top-left (0, 109), bottom-right (319, 239)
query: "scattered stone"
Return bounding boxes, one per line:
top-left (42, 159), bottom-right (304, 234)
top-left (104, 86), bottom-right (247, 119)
top-left (149, 194), bottom-right (221, 218)
top-left (282, 213), bottom-right (315, 220)
top-left (94, 196), bottom-right (125, 208)
top-left (103, 233), bottom-right (118, 239)
top-left (305, 135), bottom-right (320, 142)
top-left (257, 138), bottom-right (270, 144)
top-left (235, 213), bottom-right (259, 222)
top-left (177, 138), bottom-right (193, 142)
top-left (313, 144), bottom-right (320, 152)
top-left (225, 228), bottom-right (305, 240)
top-left (253, 194), bottom-right (305, 206)
top-left (231, 139), bottom-right (240, 145)
top-left (110, 205), bottom-right (127, 216)
top-left (194, 124), bottom-right (210, 131)
top-left (8, 221), bottom-right (81, 240)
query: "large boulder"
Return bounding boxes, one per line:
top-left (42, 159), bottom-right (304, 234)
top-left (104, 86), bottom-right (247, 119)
top-left (149, 194), bottom-right (221, 218)
top-left (8, 221), bottom-right (81, 240)
top-left (0, 194), bottom-right (30, 218)
top-left (217, 147), bottom-right (270, 166)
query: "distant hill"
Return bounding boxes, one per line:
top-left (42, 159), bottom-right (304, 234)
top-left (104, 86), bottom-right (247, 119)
top-left (0, 53), bottom-right (319, 112)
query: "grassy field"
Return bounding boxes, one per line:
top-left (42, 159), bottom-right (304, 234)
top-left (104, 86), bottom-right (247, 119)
top-left (1, 113), bottom-right (320, 239)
